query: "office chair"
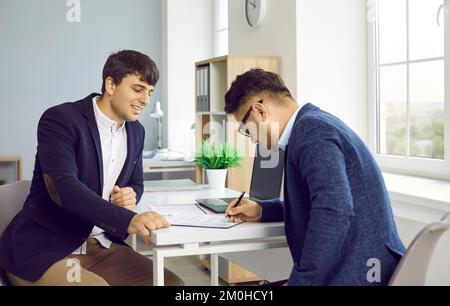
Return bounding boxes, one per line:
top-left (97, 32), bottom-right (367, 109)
top-left (389, 211), bottom-right (450, 286)
top-left (0, 181), bottom-right (31, 286)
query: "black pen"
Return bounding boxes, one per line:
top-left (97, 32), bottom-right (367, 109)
top-left (225, 191), bottom-right (246, 222)
top-left (195, 203), bottom-right (208, 215)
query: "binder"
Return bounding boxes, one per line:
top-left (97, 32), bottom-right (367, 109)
top-left (205, 65), bottom-right (210, 112)
top-left (196, 66), bottom-right (211, 112)
top-left (199, 68), bottom-right (203, 111)
top-left (196, 69), bottom-right (201, 111)
top-left (197, 67), bottom-right (204, 112)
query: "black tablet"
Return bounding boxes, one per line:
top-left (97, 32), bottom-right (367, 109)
top-left (195, 199), bottom-right (229, 213)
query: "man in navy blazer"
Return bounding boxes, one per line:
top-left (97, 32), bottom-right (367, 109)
top-left (224, 69), bottom-right (405, 286)
top-left (0, 50), bottom-right (183, 286)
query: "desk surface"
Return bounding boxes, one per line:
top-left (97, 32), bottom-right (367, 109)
top-left (143, 150), bottom-right (194, 168)
top-left (143, 159), bottom-right (194, 168)
top-left (136, 188), bottom-right (285, 246)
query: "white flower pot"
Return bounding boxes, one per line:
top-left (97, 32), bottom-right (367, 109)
top-left (206, 169), bottom-right (228, 190)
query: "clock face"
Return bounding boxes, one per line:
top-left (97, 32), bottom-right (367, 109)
top-left (246, 0), bottom-right (266, 27)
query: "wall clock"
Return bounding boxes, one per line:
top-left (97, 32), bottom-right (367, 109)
top-left (245, 0), bottom-right (267, 27)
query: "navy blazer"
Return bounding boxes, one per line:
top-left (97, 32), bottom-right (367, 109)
top-left (0, 94), bottom-right (144, 281)
top-left (260, 103), bottom-right (405, 286)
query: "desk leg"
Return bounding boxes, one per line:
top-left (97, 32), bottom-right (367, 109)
top-left (131, 235), bottom-right (137, 251)
top-left (153, 250), bottom-right (165, 286)
top-left (210, 254), bottom-right (219, 286)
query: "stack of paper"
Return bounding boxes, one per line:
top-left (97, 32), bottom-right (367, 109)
top-left (146, 204), bottom-right (243, 229)
top-left (144, 179), bottom-right (203, 192)
top-left (166, 214), bottom-right (243, 229)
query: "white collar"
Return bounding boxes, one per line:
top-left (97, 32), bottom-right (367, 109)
top-left (92, 96), bottom-right (125, 133)
top-left (278, 106), bottom-right (300, 151)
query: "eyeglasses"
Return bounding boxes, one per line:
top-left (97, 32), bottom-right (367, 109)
top-left (237, 100), bottom-right (262, 137)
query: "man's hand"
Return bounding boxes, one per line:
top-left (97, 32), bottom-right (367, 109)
top-left (127, 211), bottom-right (170, 237)
top-left (110, 186), bottom-right (136, 211)
top-left (225, 198), bottom-right (262, 223)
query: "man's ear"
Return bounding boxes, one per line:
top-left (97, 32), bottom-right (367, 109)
top-left (253, 103), bottom-right (268, 122)
top-left (105, 77), bottom-right (116, 96)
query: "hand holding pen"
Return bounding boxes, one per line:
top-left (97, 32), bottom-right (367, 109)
top-left (225, 192), bottom-right (262, 223)
top-left (224, 192), bottom-right (245, 222)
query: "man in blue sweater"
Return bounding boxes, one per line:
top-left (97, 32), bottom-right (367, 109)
top-left (224, 69), bottom-right (405, 286)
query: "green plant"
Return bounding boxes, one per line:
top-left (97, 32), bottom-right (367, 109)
top-left (0, 179), bottom-right (6, 185)
top-left (194, 141), bottom-right (243, 170)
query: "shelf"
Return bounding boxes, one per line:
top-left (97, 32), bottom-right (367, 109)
top-left (0, 156), bottom-right (21, 162)
top-left (195, 55), bottom-right (228, 66)
top-left (195, 55), bottom-right (279, 192)
top-left (200, 258), bottom-right (264, 285)
top-left (209, 61), bottom-right (227, 113)
top-left (0, 155), bottom-right (22, 184)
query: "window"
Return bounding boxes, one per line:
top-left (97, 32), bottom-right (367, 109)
top-left (368, 0), bottom-right (449, 179)
top-left (215, 0), bottom-right (229, 56)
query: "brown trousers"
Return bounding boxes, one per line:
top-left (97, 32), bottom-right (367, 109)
top-left (8, 237), bottom-right (184, 286)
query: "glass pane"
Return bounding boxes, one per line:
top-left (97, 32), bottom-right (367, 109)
top-left (379, 65), bottom-right (408, 156)
top-left (409, 0), bottom-right (444, 60)
top-left (410, 60), bottom-right (445, 159)
top-left (219, 0), bottom-right (228, 30)
top-left (378, 0), bottom-right (407, 64)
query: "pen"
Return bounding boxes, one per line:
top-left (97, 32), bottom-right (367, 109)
top-left (195, 203), bottom-right (208, 215)
top-left (225, 191), bottom-right (246, 222)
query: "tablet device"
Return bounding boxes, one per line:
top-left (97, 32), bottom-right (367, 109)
top-left (195, 198), bottom-right (230, 213)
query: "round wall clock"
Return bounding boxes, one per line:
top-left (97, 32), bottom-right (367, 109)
top-left (245, 0), bottom-right (267, 27)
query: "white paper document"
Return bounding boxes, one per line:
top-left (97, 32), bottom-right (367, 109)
top-left (145, 203), bottom-right (244, 229)
top-left (148, 204), bottom-right (204, 216)
top-left (166, 214), bottom-right (243, 229)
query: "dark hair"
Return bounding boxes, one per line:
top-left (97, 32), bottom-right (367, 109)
top-left (224, 68), bottom-right (292, 114)
top-left (101, 50), bottom-right (159, 94)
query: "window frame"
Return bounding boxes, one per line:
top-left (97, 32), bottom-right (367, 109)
top-left (367, 0), bottom-right (450, 180)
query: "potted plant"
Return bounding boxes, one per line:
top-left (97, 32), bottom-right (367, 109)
top-left (194, 141), bottom-right (243, 190)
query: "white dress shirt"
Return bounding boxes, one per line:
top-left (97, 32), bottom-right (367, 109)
top-left (278, 105), bottom-right (301, 151)
top-left (72, 96), bottom-right (128, 255)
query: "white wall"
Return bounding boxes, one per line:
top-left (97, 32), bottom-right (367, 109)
top-left (163, 0), bottom-right (214, 154)
top-left (0, 0), bottom-right (162, 179)
top-left (228, 0), bottom-right (298, 99)
top-left (296, 0), bottom-right (368, 141)
top-left (228, 0), bottom-right (367, 141)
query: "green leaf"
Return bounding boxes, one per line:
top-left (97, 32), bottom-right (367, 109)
top-left (194, 140), bottom-right (243, 170)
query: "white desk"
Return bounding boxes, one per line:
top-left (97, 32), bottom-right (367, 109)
top-left (132, 188), bottom-right (287, 286)
top-left (143, 151), bottom-right (195, 178)
top-left (143, 159), bottom-right (195, 174)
